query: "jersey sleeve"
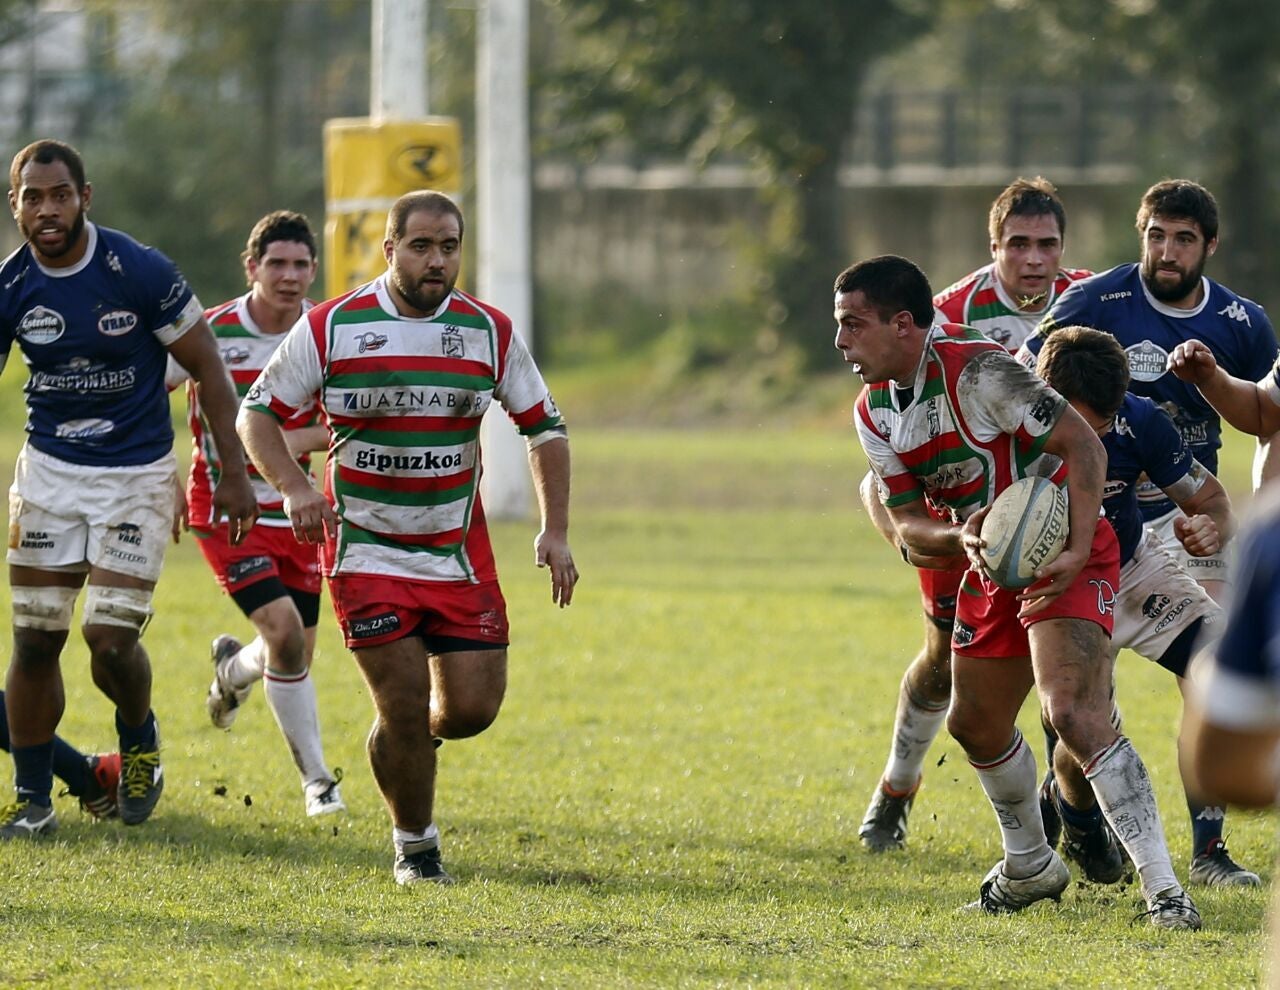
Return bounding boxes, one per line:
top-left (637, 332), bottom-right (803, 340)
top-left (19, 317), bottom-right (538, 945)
top-left (854, 391), bottom-right (921, 508)
top-left (956, 350), bottom-right (1065, 456)
top-left (493, 326), bottom-right (567, 448)
top-left (1133, 400), bottom-right (1202, 497)
top-left (137, 246), bottom-right (204, 346)
top-left (243, 315), bottom-right (324, 422)
top-left (1195, 512), bottom-right (1280, 730)
top-left (1241, 306), bottom-right (1280, 382)
top-left (164, 354), bottom-right (190, 392)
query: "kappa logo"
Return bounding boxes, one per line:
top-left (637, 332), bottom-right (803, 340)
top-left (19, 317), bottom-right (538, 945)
top-left (356, 331), bottom-right (388, 353)
top-left (18, 305), bottom-right (65, 344)
top-left (105, 251), bottom-right (123, 275)
top-left (1219, 300), bottom-right (1252, 326)
top-left (97, 309), bottom-right (138, 337)
top-left (1090, 579), bottom-right (1117, 616)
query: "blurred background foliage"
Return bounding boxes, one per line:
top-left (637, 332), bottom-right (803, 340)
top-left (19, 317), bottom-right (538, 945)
top-left (0, 0), bottom-right (1275, 421)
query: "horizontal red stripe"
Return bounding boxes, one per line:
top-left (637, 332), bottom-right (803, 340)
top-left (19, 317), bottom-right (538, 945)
top-left (330, 354), bottom-right (492, 377)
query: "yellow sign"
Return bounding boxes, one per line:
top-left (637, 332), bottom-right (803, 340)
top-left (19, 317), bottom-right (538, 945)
top-left (323, 117), bottom-right (463, 297)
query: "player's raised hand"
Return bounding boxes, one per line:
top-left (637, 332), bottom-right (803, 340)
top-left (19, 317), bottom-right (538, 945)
top-left (284, 485), bottom-right (337, 545)
top-left (1168, 339), bottom-right (1220, 385)
top-left (1175, 512), bottom-right (1221, 557)
top-left (535, 529), bottom-right (578, 607)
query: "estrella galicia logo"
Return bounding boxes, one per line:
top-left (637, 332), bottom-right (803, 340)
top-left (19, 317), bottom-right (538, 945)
top-left (351, 612), bottom-right (401, 639)
top-left (18, 305), bottom-right (65, 344)
top-left (356, 331), bottom-right (388, 353)
top-left (227, 556), bottom-right (272, 584)
top-left (1142, 593), bottom-right (1170, 620)
top-left (1126, 340), bottom-right (1168, 383)
top-left (442, 326), bottom-right (464, 358)
top-left (952, 620), bottom-right (976, 648)
top-left (97, 309), bottom-right (138, 337)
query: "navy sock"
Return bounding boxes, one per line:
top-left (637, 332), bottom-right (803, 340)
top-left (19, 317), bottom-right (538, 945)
top-left (13, 740), bottom-right (55, 806)
top-left (1, 691), bottom-right (89, 796)
top-left (116, 709), bottom-right (158, 752)
top-left (1189, 801), bottom-right (1225, 856)
top-left (1056, 786), bottom-right (1103, 832)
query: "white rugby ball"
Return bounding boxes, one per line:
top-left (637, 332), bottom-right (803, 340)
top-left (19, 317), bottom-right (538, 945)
top-left (979, 476), bottom-right (1069, 589)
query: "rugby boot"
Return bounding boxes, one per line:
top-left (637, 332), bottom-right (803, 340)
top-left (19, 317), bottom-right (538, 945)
top-left (1137, 887), bottom-right (1202, 931)
top-left (1189, 839), bottom-right (1262, 887)
top-left (394, 838), bottom-right (455, 886)
top-left (964, 852), bottom-right (1070, 914)
top-left (858, 777), bottom-right (918, 853)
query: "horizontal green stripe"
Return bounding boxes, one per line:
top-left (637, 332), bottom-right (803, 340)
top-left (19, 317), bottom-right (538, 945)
top-left (342, 526), bottom-right (459, 556)
top-left (337, 478), bottom-right (473, 507)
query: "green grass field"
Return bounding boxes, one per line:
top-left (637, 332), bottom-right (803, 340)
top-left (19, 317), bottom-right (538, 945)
top-left (0, 386), bottom-right (1274, 987)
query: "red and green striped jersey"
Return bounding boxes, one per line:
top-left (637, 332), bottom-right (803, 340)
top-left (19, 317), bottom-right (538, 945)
top-left (933, 263), bottom-right (1091, 353)
top-left (855, 323), bottom-right (1067, 522)
top-left (245, 275), bottom-right (566, 583)
top-left (169, 293), bottom-right (318, 529)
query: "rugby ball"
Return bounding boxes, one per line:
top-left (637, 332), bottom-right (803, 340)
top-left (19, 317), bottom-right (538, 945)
top-left (979, 477), bottom-right (1069, 588)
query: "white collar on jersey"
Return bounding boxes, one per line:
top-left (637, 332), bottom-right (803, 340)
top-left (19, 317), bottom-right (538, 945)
top-left (1138, 274), bottom-right (1211, 319)
top-left (32, 220), bottom-right (97, 279)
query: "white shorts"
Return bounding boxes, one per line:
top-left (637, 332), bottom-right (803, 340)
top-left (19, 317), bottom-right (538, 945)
top-left (1112, 528), bottom-right (1221, 663)
top-left (1144, 505), bottom-right (1233, 585)
top-left (7, 444), bottom-right (176, 583)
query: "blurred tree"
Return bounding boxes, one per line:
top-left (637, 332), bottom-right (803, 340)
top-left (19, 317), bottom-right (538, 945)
top-left (538, 0), bottom-right (936, 366)
top-left (75, 0), bottom-right (369, 304)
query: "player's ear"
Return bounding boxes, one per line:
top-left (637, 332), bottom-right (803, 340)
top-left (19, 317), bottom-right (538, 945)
top-left (81, 182), bottom-right (92, 211)
top-left (1206, 237), bottom-right (1218, 258)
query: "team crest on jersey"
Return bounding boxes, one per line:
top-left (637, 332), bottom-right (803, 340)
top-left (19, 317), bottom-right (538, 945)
top-left (18, 305), bottom-right (65, 344)
top-left (442, 326), bottom-right (464, 358)
top-left (356, 331), bottom-right (388, 353)
top-left (160, 279), bottom-right (188, 308)
top-left (97, 309), bottom-right (138, 337)
top-left (1125, 340), bottom-right (1169, 382)
top-left (220, 345), bottom-right (251, 365)
top-left (925, 398), bottom-right (941, 438)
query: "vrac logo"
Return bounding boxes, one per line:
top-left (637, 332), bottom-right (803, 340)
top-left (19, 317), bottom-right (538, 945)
top-left (1218, 300), bottom-right (1252, 326)
top-left (97, 310), bottom-right (138, 337)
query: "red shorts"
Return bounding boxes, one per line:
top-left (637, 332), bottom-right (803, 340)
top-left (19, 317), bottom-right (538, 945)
top-left (195, 523), bottom-right (321, 596)
top-left (918, 565), bottom-right (964, 621)
top-left (951, 519), bottom-right (1119, 658)
top-left (327, 573), bottom-right (510, 649)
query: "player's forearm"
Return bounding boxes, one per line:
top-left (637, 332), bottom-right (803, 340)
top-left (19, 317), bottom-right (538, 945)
top-left (196, 375), bottom-right (251, 475)
top-left (1198, 370), bottom-right (1275, 436)
top-left (237, 408), bottom-right (312, 497)
top-left (528, 436), bottom-right (571, 535)
top-left (1051, 417), bottom-right (1106, 554)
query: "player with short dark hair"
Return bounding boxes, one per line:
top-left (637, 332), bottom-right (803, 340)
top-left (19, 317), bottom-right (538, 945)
top-left (838, 255), bottom-right (1199, 928)
top-left (0, 138), bottom-right (257, 838)
top-left (1019, 178), bottom-right (1276, 884)
top-left (1035, 328), bottom-right (1254, 886)
top-left (238, 189), bottom-right (578, 884)
top-left (856, 178), bottom-right (1090, 854)
top-left (170, 210), bottom-right (344, 818)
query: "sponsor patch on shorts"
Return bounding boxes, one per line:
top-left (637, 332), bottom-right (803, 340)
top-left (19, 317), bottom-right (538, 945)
top-left (227, 556), bottom-right (273, 584)
top-left (952, 620), bottom-right (976, 647)
top-left (350, 611), bottom-right (401, 639)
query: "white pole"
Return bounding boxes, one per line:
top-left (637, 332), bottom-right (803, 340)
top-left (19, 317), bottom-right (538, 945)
top-left (372, 0), bottom-right (428, 120)
top-left (477, 0), bottom-right (534, 519)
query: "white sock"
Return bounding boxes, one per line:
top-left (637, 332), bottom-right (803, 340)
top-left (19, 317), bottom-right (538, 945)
top-left (971, 730), bottom-right (1051, 878)
top-left (883, 687), bottom-right (949, 793)
top-left (393, 822), bottom-right (439, 853)
top-left (226, 638), bottom-right (268, 690)
top-left (263, 668), bottom-right (332, 785)
top-left (1085, 736), bottom-right (1179, 900)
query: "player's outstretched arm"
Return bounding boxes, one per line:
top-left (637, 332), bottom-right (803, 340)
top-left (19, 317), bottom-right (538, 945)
top-left (168, 318), bottom-right (258, 544)
top-left (237, 407), bottom-right (335, 545)
top-left (528, 436), bottom-right (578, 607)
top-left (1169, 339), bottom-right (1280, 437)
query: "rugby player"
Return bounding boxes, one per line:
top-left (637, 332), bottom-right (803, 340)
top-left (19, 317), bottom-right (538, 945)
top-left (840, 255), bottom-right (1199, 928)
top-left (238, 190), bottom-right (578, 884)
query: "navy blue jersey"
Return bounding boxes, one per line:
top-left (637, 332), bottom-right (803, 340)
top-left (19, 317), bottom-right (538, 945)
top-left (1102, 393), bottom-right (1198, 563)
top-left (1213, 493), bottom-right (1280, 686)
top-left (1022, 263), bottom-right (1277, 519)
top-left (0, 223), bottom-right (203, 466)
